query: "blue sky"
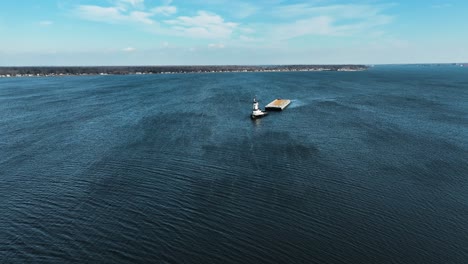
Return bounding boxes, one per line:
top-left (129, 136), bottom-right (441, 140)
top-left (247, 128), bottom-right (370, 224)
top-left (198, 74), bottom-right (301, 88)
top-left (1, 0), bottom-right (467, 65)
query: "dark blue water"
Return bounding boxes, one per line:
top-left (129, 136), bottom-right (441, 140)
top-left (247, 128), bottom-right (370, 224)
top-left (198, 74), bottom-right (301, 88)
top-left (1, 66), bottom-right (468, 263)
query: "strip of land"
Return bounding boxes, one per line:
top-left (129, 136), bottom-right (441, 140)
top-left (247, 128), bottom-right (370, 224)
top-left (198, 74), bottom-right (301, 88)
top-left (0, 65), bottom-right (368, 78)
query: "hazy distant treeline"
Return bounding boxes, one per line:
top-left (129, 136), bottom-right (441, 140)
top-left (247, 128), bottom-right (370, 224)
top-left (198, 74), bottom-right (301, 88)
top-left (0, 65), bottom-right (368, 76)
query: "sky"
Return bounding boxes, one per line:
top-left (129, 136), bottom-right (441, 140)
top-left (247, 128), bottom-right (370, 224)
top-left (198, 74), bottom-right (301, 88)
top-left (0, 0), bottom-right (467, 65)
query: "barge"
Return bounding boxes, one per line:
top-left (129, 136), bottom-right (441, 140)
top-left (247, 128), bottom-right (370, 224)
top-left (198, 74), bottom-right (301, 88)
top-left (265, 99), bottom-right (291, 111)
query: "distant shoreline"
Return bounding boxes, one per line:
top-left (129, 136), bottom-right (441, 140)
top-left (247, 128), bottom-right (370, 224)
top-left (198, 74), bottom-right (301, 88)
top-left (0, 65), bottom-right (368, 78)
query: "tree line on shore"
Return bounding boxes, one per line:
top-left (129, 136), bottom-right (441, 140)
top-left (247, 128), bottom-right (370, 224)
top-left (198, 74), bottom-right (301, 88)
top-left (0, 65), bottom-right (368, 76)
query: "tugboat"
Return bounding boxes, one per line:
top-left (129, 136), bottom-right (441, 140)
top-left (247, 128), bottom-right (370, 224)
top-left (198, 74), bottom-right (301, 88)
top-left (251, 97), bottom-right (268, 119)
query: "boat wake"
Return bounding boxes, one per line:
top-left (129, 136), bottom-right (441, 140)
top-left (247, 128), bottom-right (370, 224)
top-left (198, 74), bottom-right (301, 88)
top-left (288, 99), bottom-right (307, 108)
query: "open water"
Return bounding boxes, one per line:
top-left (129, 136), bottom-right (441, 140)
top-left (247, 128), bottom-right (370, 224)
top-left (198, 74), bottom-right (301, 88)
top-left (1, 65), bottom-right (467, 263)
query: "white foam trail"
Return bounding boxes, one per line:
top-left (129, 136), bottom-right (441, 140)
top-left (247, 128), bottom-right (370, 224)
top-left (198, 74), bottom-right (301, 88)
top-left (288, 99), bottom-right (307, 108)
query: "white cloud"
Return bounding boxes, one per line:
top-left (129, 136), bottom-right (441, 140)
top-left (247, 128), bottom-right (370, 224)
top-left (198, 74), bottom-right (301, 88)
top-left (268, 3), bottom-right (393, 39)
top-left (240, 27), bottom-right (255, 34)
top-left (71, 1), bottom-right (395, 48)
top-left (75, 5), bottom-right (154, 24)
top-left (73, 1), bottom-right (243, 40)
top-left (152, 5), bottom-right (177, 16)
top-left (122, 47), bottom-right (136, 52)
top-left (39, 21), bottom-right (53, 26)
top-left (117, 0), bottom-right (145, 9)
top-left (129, 11), bottom-right (154, 24)
top-left (123, 0), bottom-right (144, 6)
top-left (76, 6), bottom-right (123, 23)
top-left (74, 0), bottom-right (176, 26)
top-left (239, 35), bottom-right (260, 42)
top-left (164, 11), bottom-right (237, 39)
top-left (208, 43), bottom-right (225, 48)
top-left (272, 16), bottom-right (336, 39)
top-left (272, 4), bottom-right (391, 19)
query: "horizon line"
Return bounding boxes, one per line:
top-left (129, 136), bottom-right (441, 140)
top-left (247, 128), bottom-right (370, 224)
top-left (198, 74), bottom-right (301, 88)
top-left (1, 62), bottom-right (467, 68)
